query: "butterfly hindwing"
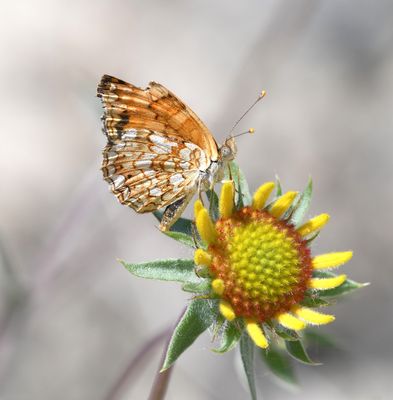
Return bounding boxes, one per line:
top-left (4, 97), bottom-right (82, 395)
top-left (102, 129), bottom-right (210, 213)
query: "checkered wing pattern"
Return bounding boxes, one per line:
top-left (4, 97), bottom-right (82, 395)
top-left (101, 128), bottom-right (210, 212)
top-left (97, 75), bottom-right (218, 160)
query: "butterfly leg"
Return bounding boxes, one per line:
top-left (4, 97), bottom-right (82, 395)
top-left (227, 162), bottom-right (233, 181)
top-left (159, 192), bottom-right (195, 232)
top-left (197, 176), bottom-right (205, 206)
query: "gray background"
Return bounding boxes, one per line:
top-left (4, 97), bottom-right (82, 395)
top-left (1, 0), bottom-right (392, 399)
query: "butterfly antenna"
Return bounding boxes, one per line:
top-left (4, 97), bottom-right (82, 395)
top-left (232, 128), bottom-right (255, 139)
top-left (228, 90), bottom-right (266, 136)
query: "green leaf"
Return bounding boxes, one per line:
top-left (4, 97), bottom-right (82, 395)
top-left (260, 345), bottom-right (297, 385)
top-left (313, 270), bottom-right (368, 297)
top-left (161, 299), bottom-right (217, 371)
top-left (207, 189), bottom-right (219, 220)
top-left (121, 259), bottom-right (197, 283)
top-left (304, 329), bottom-right (337, 348)
top-left (182, 279), bottom-right (211, 293)
top-left (275, 176), bottom-right (282, 197)
top-left (163, 231), bottom-right (195, 248)
top-left (291, 178), bottom-right (313, 227)
top-left (194, 264), bottom-right (211, 278)
top-left (153, 211), bottom-right (193, 236)
top-left (240, 333), bottom-right (257, 400)
top-left (306, 231), bottom-right (320, 245)
top-left (273, 325), bottom-right (300, 341)
top-left (229, 161), bottom-right (252, 208)
top-left (213, 321), bottom-right (242, 354)
top-left (300, 295), bottom-right (330, 308)
top-left (212, 313), bottom-right (226, 340)
top-left (238, 167), bottom-right (252, 206)
top-left (285, 339), bottom-right (320, 365)
top-left (281, 192), bottom-right (301, 221)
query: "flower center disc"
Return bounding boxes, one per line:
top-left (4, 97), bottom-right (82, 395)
top-left (209, 207), bottom-right (312, 322)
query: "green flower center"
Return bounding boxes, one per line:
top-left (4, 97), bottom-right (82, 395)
top-left (209, 207), bottom-right (312, 322)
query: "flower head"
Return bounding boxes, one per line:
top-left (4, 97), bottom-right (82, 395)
top-left (123, 164), bottom-right (365, 395)
top-left (194, 180), bottom-right (353, 348)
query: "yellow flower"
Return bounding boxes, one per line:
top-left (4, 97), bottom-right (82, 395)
top-left (194, 181), bottom-right (353, 349)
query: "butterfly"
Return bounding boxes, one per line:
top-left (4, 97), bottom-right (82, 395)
top-left (97, 75), bottom-right (238, 231)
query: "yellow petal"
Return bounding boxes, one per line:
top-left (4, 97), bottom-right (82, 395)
top-left (196, 208), bottom-right (217, 245)
top-left (309, 274), bottom-right (347, 290)
top-left (219, 181), bottom-right (235, 218)
top-left (212, 278), bottom-right (225, 295)
top-left (269, 191), bottom-right (298, 218)
top-left (245, 319), bottom-right (269, 349)
top-left (312, 251), bottom-right (353, 270)
top-left (194, 249), bottom-right (212, 266)
top-left (277, 312), bottom-right (306, 331)
top-left (294, 306), bottom-right (335, 325)
top-left (297, 214), bottom-right (330, 236)
top-left (194, 200), bottom-right (204, 218)
top-left (252, 182), bottom-right (275, 210)
top-left (219, 300), bottom-right (236, 321)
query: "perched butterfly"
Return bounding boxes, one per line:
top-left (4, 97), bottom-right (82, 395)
top-left (97, 75), bottom-right (262, 231)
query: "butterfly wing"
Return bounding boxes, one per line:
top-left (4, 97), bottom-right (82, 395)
top-left (101, 128), bottom-right (210, 213)
top-left (97, 75), bottom-right (219, 161)
top-left (97, 75), bottom-right (220, 230)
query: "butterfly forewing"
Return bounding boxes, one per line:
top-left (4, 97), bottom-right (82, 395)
top-left (98, 75), bottom-right (218, 160)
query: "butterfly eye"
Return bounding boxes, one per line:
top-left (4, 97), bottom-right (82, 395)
top-left (220, 146), bottom-right (232, 160)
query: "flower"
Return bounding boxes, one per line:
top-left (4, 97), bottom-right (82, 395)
top-left (122, 165), bottom-right (365, 394)
top-left (194, 180), bottom-right (353, 349)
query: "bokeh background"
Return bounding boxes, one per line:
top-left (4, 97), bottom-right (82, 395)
top-left (1, 0), bottom-right (392, 399)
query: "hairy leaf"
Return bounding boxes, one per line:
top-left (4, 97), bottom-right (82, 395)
top-left (300, 295), bottom-right (330, 308)
top-left (273, 325), bottom-right (300, 341)
top-left (163, 231), bottom-right (195, 248)
top-left (261, 345), bottom-right (297, 385)
top-left (161, 299), bottom-right (217, 371)
top-left (240, 333), bottom-right (257, 400)
top-left (213, 321), bottom-right (242, 354)
top-left (207, 189), bottom-right (219, 221)
top-left (275, 176), bottom-right (282, 197)
top-left (153, 211), bottom-right (193, 236)
top-left (121, 259), bottom-right (197, 283)
top-left (285, 339), bottom-right (320, 365)
top-left (182, 279), bottom-right (211, 293)
top-left (229, 161), bottom-right (252, 208)
top-left (291, 178), bottom-right (313, 227)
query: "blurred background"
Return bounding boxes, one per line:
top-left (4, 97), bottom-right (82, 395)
top-left (1, 0), bottom-right (392, 399)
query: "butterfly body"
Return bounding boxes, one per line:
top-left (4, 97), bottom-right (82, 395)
top-left (97, 75), bottom-right (236, 231)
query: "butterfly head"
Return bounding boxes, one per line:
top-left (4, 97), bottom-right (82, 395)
top-left (219, 137), bottom-right (237, 161)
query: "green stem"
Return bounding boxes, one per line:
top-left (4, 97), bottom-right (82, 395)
top-left (104, 328), bottom-right (170, 400)
top-left (147, 360), bottom-right (174, 400)
top-left (148, 307), bottom-right (186, 400)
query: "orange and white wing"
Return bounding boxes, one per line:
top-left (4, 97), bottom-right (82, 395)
top-left (97, 75), bottom-right (218, 161)
top-left (101, 129), bottom-right (210, 213)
